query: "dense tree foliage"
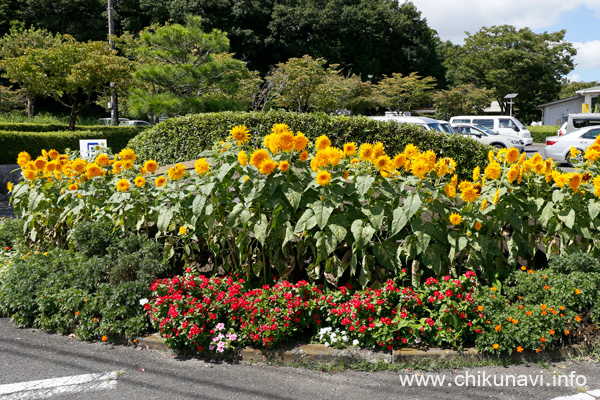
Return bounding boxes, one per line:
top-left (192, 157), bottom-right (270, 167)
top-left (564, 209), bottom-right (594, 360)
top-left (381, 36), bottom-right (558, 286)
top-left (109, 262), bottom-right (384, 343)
top-left (559, 80), bottom-right (600, 99)
top-left (433, 84), bottom-right (494, 120)
top-left (121, 16), bottom-right (257, 121)
top-left (372, 72), bottom-right (436, 115)
top-left (444, 25), bottom-right (576, 122)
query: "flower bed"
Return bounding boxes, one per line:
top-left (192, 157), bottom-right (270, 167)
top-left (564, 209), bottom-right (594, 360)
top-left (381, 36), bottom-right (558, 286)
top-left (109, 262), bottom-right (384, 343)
top-left (7, 123), bottom-right (600, 287)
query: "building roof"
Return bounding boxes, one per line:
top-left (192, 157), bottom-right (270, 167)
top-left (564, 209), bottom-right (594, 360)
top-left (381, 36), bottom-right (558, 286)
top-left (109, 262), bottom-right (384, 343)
top-left (536, 95), bottom-right (581, 108)
top-left (576, 85), bottom-right (600, 95)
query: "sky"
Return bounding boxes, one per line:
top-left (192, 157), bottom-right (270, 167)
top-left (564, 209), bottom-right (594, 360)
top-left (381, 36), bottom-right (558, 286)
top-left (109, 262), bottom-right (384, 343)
top-left (408, 0), bottom-right (600, 83)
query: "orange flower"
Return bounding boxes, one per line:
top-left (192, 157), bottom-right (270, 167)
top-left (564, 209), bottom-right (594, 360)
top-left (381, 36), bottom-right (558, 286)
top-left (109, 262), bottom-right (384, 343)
top-left (520, 266), bottom-right (526, 271)
top-left (491, 287), bottom-right (497, 292)
top-left (575, 316), bottom-right (582, 322)
top-left (526, 311), bottom-right (532, 316)
top-left (75, 311), bottom-right (80, 316)
top-left (102, 335), bottom-right (108, 342)
top-left (540, 337), bottom-right (546, 343)
top-left (519, 305), bottom-right (524, 309)
top-left (492, 343), bottom-right (499, 350)
top-left (575, 289), bottom-right (581, 295)
top-left (495, 324), bottom-right (502, 332)
top-left (477, 306), bottom-right (484, 312)
top-left (559, 306), bottom-right (565, 310)
top-left (542, 311), bottom-right (547, 315)
top-left (512, 319), bottom-right (518, 325)
top-left (544, 285), bottom-right (550, 290)
top-left (536, 348), bottom-right (542, 353)
top-left (527, 270), bottom-right (534, 274)
top-left (564, 330), bottom-right (570, 335)
top-left (549, 329), bottom-right (555, 335)
top-left (540, 304), bottom-right (547, 310)
top-left (516, 346), bottom-right (523, 353)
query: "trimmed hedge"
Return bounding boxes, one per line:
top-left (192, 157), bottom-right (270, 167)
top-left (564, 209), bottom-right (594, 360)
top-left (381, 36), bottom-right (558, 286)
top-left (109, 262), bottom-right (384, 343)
top-left (528, 125), bottom-right (559, 144)
top-left (0, 122), bottom-right (145, 134)
top-left (128, 110), bottom-right (491, 178)
top-left (0, 129), bottom-right (141, 164)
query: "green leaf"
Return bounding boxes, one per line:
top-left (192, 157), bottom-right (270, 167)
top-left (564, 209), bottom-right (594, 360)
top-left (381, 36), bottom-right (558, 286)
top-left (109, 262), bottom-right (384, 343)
top-left (311, 200), bottom-right (334, 230)
top-left (351, 220), bottom-right (376, 247)
top-left (282, 222), bottom-right (294, 248)
top-left (373, 240), bottom-right (396, 270)
top-left (315, 231), bottom-right (337, 263)
top-left (157, 209), bottom-right (174, 233)
top-left (253, 213), bottom-right (268, 245)
top-left (558, 208), bottom-right (576, 229)
top-left (589, 200), bottom-right (600, 220)
top-left (216, 162), bottom-right (235, 181)
top-left (355, 175), bottom-right (376, 196)
top-left (363, 202), bottom-right (386, 229)
top-left (539, 202), bottom-right (554, 226)
top-left (192, 195), bottom-right (207, 217)
top-left (328, 223), bottom-right (348, 243)
top-left (227, 202), bottom-right (245, 226)
top-left (391, 193), bottom-right (422, 236)
top-left (282, 183), bottom-right (302, 210)
top-left (294, 208), bottom-right (317, 233)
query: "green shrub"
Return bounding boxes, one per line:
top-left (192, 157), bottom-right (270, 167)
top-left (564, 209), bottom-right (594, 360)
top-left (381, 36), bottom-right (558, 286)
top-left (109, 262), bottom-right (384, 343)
top-left (128, 110), bottom-right (491, 178)
top-left (527, 125), bottom-right (558, 144)
top-left (0, 218), bottom-right (26, 251)
top-left (0, 128), bottom-right (142, 164)
top-left (0, 224), bottom-right (172, 341)
top-left (548, 251), bottom-right (600, 274)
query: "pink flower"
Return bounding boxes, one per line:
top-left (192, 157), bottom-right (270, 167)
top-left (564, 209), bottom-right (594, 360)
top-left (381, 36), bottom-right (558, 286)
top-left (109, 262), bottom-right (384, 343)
top-left (216, 322), bottom-right (225, 331)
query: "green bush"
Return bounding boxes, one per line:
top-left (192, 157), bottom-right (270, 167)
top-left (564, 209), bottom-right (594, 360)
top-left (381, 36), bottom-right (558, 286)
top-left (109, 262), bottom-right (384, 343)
top-left (0, 123), bottom-right (143, 133)
top-left (527, 125), bottom-right (558, 144)
top-left (548, 251), bottom-right (600, 274)
top-left (0, 218), bottom-right (26, 251)
top-left (0, 222), bottom-right (172, 341)
top-left (0, 128), bottom-right (141, 164)
top-left (128, 110), bottom-right (491, 178)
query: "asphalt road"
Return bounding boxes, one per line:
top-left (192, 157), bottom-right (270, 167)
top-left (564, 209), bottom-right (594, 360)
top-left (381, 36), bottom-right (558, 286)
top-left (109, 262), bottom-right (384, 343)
top-left (2, 319), bottom-right (600, 400)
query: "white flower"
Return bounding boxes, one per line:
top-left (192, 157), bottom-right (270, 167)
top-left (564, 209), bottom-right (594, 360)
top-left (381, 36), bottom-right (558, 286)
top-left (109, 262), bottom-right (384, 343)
top-left (139, 298), bottom-right (149, 306)
top-left (415, 338), bottom-right (421, 344)
top-left (324, 342), bottom-right (330, 347)
top-left (352, 339), bottom-right (359, 346)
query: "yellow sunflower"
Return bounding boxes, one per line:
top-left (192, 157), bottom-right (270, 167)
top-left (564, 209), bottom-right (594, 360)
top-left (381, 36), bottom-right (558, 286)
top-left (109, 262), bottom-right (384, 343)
top-left (116, 179), bottom-right (130, 192)
top-left (144, 159), bottom-right (159, 173)
top-left (315, 170), bottom-right (332, 186)
top-left (449, 213), bottom-right (462, 226)
top-left (134, 176), bottom-right (146, 187)
top-left (230, 125), bottom-right (250, 144)
top-left (194, 158), bottom-right (210, 175)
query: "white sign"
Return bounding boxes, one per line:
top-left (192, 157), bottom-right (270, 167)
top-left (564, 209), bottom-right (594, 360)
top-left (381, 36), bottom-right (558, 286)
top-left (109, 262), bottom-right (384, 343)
top-left (79, 139), bottom-right (107, 160)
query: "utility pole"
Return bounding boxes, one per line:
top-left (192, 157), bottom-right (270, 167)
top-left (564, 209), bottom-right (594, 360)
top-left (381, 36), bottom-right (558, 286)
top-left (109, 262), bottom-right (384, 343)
top-left (108, 0), bottom-right (119, 126)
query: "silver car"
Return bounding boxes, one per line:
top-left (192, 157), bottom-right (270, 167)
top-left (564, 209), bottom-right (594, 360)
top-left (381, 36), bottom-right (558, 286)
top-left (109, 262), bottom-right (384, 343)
top-left (451, 123), bottom-right (525, 152)
top-left (543, 125), bottom-right (600, 165)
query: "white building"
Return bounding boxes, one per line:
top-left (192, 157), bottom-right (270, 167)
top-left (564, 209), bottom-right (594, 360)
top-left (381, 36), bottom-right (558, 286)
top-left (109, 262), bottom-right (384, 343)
top-left (537, 86), bottom-right (600, 126)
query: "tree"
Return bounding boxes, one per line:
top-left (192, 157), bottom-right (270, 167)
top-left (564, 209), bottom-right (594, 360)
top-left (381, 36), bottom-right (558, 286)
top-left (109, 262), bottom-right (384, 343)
top-left (559, 80), bottom-right (600, 99)
top-left (122, 16), bottom-right (256, 120)
top-left (0, 25), bottom-right (63, 117)
top-left (1, 36), bottom-right (134, 129)
top-left (373, 72), bottom-right (436, 114)
top-left (433, 84), bottom-right (494, 120)
top-left (444, 25), bottom-right (576, 122)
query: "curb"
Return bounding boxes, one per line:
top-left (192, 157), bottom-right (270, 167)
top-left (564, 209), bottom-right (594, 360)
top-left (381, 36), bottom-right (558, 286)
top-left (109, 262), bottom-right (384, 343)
top-left (136, 333), bottom-right (585, 365)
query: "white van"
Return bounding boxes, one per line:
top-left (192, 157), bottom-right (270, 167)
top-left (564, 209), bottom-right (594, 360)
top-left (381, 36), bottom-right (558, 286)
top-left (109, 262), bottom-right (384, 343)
top-left (449, 115), bottom-right (533, 145)
top-left (369, 116), bottom-right (444, 132)
top-left (565, 113), bottom-right (600, 135)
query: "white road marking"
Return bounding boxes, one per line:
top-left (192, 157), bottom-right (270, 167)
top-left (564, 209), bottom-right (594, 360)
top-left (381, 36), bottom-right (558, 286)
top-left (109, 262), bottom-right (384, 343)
top-left (0, 371), bottom-right (120, 399)
top-left (551, 390), bottom-right (600, 400)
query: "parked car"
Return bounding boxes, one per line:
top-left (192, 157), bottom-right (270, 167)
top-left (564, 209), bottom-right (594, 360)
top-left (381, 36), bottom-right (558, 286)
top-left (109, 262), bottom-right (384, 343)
top-left (98, 117), bottom-right (128, 126)
top-left (557, 122), bottom-right (567, 136)
top-left (449, 115), bottom-right (533, 145)
top-left (543, 125), bottom-right (600, 165)
top-left (368, 115), bottom-right (444, 132)
top-left (452, 123), bottom-right (525, 152)
top-left (563, 113), bottom-right (600, 135)
top-left (437, 120), bottom-right (456, 134)
top-left (120, 120), bottom-right (151, 126)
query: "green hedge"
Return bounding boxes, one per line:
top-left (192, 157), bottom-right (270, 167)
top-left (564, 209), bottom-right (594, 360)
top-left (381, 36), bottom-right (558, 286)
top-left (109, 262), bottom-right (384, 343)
top-left (0, 129), bottom-right (141, 164)
top-left (128, 110), bottom-right (491, 178)
top-left (0, 122), bottom-right (145, 133)
top-left (527, 125), bottom-right (559, 144)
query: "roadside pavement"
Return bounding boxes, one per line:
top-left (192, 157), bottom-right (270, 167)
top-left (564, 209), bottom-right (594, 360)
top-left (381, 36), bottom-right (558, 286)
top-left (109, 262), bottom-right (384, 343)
top-left (1, 318), bottom-right (600, 400)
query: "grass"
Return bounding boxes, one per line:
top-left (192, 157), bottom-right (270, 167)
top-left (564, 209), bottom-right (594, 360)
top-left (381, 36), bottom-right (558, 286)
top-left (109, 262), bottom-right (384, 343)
top-left (0, 112), bottom-right (103, 126)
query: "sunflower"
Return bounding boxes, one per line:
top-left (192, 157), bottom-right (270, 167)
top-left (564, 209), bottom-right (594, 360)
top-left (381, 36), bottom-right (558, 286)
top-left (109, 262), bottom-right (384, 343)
top-left (484, 162), bottom-right (501, 180)
top-left (68, 183), bottom-right (78, 191)
top-left (134, 176), bottom-right (146, 187)
top-left (194, 158), bottom-right (210, 175)
top-left (444, 183), bottom-right (456, 198)
top-left (118, 148), bottom-right (136, 162)
top-left (411, 158), bottom-right (430, 179)
top-left (6, 182), bottom-right (13, 192)
top-left (506, 148), bottom-right (520, 163)
top-left (144, 160), bottom-right (159, 173)
top-left (34, 157), bottom-right (47, 171)
top-left (116, 179), bottom-right (130, 192)
top-left (358, 143), bottom-right (374, 162)
top-left (95, 154), bottom-right (110, 166)
top-left (449, 213), bottom-right (462, 226)
top-left (493, 189), bottom-right (501, 204)
top-left (17, 152), bottom-right (31, 167)
top-left (507, 165), bottom-right (519, 183)
top-left (45, 161), bottom-right (58, 173)
top-left (393, 153), bottom-right (406, 169)
top-left (293, 133), bottom-right (309, 152)
top-left (315, 170), bottom-right (331, 186)
top-left (250, 149), bottom-right (270, 168)
top-left (155, 176), bottom-right (167, 187)
top-left (47, 149), bottom-right (60, 160)
top-left (374, 155), bottom-right (393, 172)
top-left (238, 150), bottom-right (248, 166)
top-left (300, 151), bottom-right (309, 162)
top-left (474, 222), bottom-right (482, 231)
top-left (278, 130), bottom-right (295, 152)
top-left (372, 142), bottom-right (385, 160)
top-left (179, 226), bottom-right (187, 235)
top-left (230, 125), bottom-right (250, 144)
top-left (569, 173), bottom-right (581, 193)
top-left (480, 198), bottom-right (488, 210)
top-left (71, 159), bottom-right (87, 174)
top-left (404, 144), bottom-right (419, 159)
top-left (472, 166), bottom-right (481, 182)
top-left (23, 169), bottom-right (36, 180)
top-left (460, 187), bottom-right (479, 203)
top-left (315, 135), bottom-right (332, 150)
top-left (279, 160), bottom-right (290, 172)
top-left (112, 161), bottom-right (123, 174)
top-left (168, 163), bottom-right (186, 180)
top-left (85, 163), bottom-right (105, 179)
top-left (259, 159), bottom-right (277, 175)
top-left (343, 142), bottom-right (357, 157)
